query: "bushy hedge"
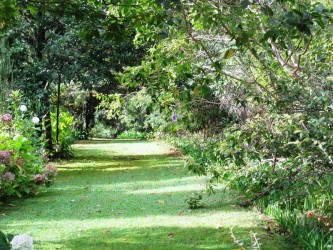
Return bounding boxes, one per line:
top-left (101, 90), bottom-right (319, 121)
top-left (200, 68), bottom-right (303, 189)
top-left (0, 91), bottom-right (57, 200)
top-left (172, 111), bottom-right (333, 249)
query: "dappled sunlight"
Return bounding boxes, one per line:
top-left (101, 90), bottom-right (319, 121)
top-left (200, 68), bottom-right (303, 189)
top-left (7, 211), bottom-right (258, 231)
top-left (129, 184), bottom-right (205, 194)
top-left (47, 176), bottom-right (204, 198)
top-left (0, 140), bottom-right (292, 249)
top-left (74, 141), bottom-right (177, 156)
top-left (54, 175), bottom-right (203, 192)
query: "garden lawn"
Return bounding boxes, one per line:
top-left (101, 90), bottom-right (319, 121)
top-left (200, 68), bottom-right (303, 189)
top-left (1, 140), bottom-right (293, 249)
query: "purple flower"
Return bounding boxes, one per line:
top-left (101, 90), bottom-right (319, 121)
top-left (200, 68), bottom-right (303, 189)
top-left (2, 172), bottom-right (15, 182)
top-left (1, 114), bottom-right (12, 123)
top-left (236, 151), bottom-right (241, 156)
top-left (44, 164), bottom-right (58, 177)
top-left (172, 114), bottom-right (177, 122)
top-left (296, 166), bottom-right (302, 173)
top-left (0, 150), bottom-right (11, 164)
top-left (34, 174), bottom-right (45, 184)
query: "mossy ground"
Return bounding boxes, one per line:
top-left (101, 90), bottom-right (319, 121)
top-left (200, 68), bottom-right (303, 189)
top-left (0, 140), bottom-right (292, 249)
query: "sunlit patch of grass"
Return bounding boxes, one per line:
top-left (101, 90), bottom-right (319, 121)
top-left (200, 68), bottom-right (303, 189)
top-left (0, 140), bottom-right (293, 249)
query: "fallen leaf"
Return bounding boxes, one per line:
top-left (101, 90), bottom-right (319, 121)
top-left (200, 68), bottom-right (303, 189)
top-left (158, 200), bottom-right (165, 204)
top-left (166, 193), bottom-right (173, 196)
top-left (224, 49), bottom-right (235, 59)
top-left (167, 233), bottom-right (174, 239)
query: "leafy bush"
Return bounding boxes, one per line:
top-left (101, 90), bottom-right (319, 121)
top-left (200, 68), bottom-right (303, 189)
top-left (268, 206), bottom-right (333, 249)
top-left (118, 130), bottom-right (146, 139)
top-left (0, 230), bottom-right (34, 250)
top-left (90, 122), bottom-right (118, 138)
top-left (186, 192), bottom-right (204, 209)
top-left (0, 91), bottom-right (57, 200)
top-left (51, 108), bottom-right (76, 159)
top-left (171, 110), bottom-right (333, 248)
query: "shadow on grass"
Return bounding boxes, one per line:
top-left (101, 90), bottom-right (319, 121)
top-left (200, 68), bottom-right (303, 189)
top-left (67, 154), bottom-right (182, 165)
top-left (0, 140), bottom-right (295, 250)
top-left (0, 145), bottom-right (243, 221)
top-left (41, 226), bottom-right (294, 250)
top-left (77, 139), bottom-right (146, 144)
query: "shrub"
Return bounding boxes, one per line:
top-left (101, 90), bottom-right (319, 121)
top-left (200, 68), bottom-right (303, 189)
top-left (117, 130), bottom-right (146, 139)
top-left (269, 205), bottom-right (333, 249)
top-left (186, 192), bottom-right (204, 209)
top-left (0, 91), bottom-right (57, 200)
top-left (171, 110), bottom-right (333, 248)
top-left (90, 122), bottom-right (118, 138)
top-left (0, 230), bottom-right (34, 250)
top-left (51, 108), bottom-right (76, 159)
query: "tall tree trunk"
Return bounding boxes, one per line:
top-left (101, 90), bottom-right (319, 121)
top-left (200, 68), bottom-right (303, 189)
top-left (42, 82), bottom-right (53, 152)
top-left (44, 110), bottom-right (53, 152)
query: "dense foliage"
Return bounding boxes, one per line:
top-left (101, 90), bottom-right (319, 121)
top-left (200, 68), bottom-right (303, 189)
top-left (0, 91), bottom-right (57, 200)
top-left (1, 0), bottom-right (333, 248)
top-left (114, 0), bottom-right (333, 248)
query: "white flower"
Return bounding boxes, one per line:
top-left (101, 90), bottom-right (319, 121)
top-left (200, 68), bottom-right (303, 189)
top-left (13, 134), bottom-right (20, 140)
top-left (10, 234), bottom-right (34, 250)
top-left (31, 116), bottom-right (40, 124)
top-left (19, 105), bottom-right (27, 112)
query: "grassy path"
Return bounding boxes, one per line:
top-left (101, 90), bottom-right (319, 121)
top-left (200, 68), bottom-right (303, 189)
top-left (1, 140), bottom-right (292, 249)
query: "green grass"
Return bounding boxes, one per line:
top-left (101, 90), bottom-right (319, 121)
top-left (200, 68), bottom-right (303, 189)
top-left (0, 140), bottom-right (292, 249)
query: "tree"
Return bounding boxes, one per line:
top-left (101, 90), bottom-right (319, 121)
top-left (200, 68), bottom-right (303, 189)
top-left (0, 0), bottom-right (149, 152)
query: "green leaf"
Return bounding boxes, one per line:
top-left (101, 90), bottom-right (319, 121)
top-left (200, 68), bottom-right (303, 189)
top-left (0, 231), bottom-right (7, 244)
top-left (297, 24), bottom-right (311, 36)
top-left (241, 0), bottom-right (249, 9)
top-left (316, 4), bottom-right (325, 14)
top-left (224, 49), bottom-right (235, 59)
top-left (6, 234), bottom-right (14, 242)
top-left (0, 243), bottom-right (11, 250)
top-left (261, 6), bottom-right (274, 16)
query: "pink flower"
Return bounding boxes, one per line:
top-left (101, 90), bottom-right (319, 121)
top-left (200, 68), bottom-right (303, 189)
top-left (34, 174), bottom-right (45, 184)
top-left (44, 164), bottom-right (58, 177)
top-left (1, 114), bottom-right (13, 123)
top-left (0, 150), bottom-right (11, 164)
top-left (1, 172), bottom-right (15, 182)
top-left (307, 211), bottom-right (315, 218)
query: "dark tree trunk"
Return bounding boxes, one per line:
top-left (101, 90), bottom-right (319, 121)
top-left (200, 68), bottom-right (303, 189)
top-left (42, 82), bottom-right (53, 152)
top-left (44, 109), bottom-right (53, 151)
top-left (85, 92), bottom-right (97, 134)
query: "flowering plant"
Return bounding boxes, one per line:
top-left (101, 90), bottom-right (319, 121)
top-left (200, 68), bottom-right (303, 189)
top-left (0, 231), bottom-right (34, 250)
top-left (0, 90), bottom-right (57, 200)
top-left (10, 234), bottom-right (34, 250)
